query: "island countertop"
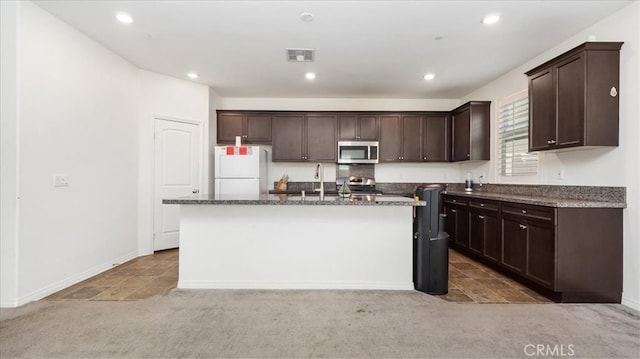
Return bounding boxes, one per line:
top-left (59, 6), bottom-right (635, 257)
top-left (163, 193), bottom-right (425, 206)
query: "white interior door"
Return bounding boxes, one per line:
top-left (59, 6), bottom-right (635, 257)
top-left (154, 119), bottom-right (201, 251)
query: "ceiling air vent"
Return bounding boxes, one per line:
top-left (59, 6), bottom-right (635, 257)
top-left (286, 48), bottom-right (314, 62)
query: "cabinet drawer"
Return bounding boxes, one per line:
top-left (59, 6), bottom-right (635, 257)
top-left (444, 196), bottom-right (468, 206)
top-left (502, 203), bottom-right (555, 222)
top-left (469, 200), bottom-right (499, 211)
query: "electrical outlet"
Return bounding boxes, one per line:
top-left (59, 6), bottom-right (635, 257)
top-left (53, 174), bottom-right (70, 187)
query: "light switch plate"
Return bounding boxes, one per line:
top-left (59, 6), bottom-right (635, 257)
top-left (53, 174), bottom-right (70, 187)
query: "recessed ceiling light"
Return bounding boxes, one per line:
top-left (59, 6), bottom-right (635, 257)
top-left (187, 72), bottom-right (199, 79)
top-left (482, 14), bottom-right (500, 25)
top-left (300, 12), bottom-right (314, 22)
top-left (423, 73), bottom-right (435, 81)
top-left (305, 72), bottom-right (316, 80)
top-left (115, 12), bottom-right (133, 24)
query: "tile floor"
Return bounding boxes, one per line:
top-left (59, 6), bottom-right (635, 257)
top-left (46, 248), bottom-right (549, 304)
top-left (45, 249), bottom-right (178, 301)
top-left (443, 249), bottom-right (550, 303)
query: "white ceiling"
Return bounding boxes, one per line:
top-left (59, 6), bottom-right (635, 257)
top-left (34, 0), bottom-right (632, 99)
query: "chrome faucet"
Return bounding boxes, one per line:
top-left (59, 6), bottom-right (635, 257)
top-left (313, 163), bottom-right (324, 200)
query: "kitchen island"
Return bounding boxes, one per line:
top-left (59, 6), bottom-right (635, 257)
top-left (163, 194), bottom-right (425, 290)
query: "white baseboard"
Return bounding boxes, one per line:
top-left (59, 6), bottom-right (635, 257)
top-left (1, 250), bottom-right (138, 308)
top-left (177, 280), bottom-right (414, 291)
top-left (622, 294), bottom-right (640, 311)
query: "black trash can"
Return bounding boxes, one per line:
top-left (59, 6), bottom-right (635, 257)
top-left (413, 184), bottom-right (449, 295)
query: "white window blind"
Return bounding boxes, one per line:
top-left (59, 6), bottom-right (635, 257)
top-left (498, 94), bottom-right (538, 176)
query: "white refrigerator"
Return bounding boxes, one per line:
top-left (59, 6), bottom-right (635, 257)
top-left (214, 146), bottom-right (268, 195)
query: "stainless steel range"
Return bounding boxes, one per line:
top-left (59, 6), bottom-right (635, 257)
top-left (335, 164), bottom-right (381, 196)
top-left (335, 175), bottom-right (381, 195)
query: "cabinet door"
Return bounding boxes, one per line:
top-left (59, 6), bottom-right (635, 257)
top-left (217, 113), bottom-right (244, 144)
top-left (529, 69), bottom-right (556, 151)
top-left (338, 115), bottom-right (358, 140)
top-left (272, 115), bottom-right (304, 161)
top-left (402, 115), bottom-right (422, 161)
top-left (469, 209), bottom-right (485, 255)
top-left (483, 212), bottom-right (500, 263)
top-left (245, 114), bottom-right (272, 143)
top-left (526, 221), bottom-right (556, 288)
top-left (379, 115), bottom-right (402, 162)
top-left (444, 205), bottom-right (457, 244)
top-left (556, 54), bottom-right (585, 148)
top-left (501, 215), bottom-right (527, 274)
top-left (358, 115), bottom-right (379, 140)
top-left (454, 205), bottom-right (469, 248)
top-left (306, 115), bottom-right (337, 162)
top-left (423, 114), bottom-right (450, 162)
top-left (452, 108), bottom-right (470, 161)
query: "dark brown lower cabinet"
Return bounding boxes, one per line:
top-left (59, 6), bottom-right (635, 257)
top-left (525, 220), bottom-right (555, 288)
top-left (444, 197), bottom-right (469, 248)
top-left (501, 215), bottom-right (527, 274)
top-left (444, 194), bottom-right (622, 303)
top-left (469, 200), bottom-right (500, 261)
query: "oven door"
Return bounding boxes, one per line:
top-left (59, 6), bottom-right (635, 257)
top-left (337, 141), bottom-right (379, 164)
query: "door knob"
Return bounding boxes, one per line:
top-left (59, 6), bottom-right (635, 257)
top-left (192, 189), bottom-right (199, 194)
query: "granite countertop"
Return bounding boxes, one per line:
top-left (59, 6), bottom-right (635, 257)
top-left (442, 190), bottom-right (626, 208)
top-left (163, 194), bottom-right (425, 206)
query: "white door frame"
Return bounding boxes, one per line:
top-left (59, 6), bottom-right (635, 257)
top-left (143, 114), bottom-right (206, 255)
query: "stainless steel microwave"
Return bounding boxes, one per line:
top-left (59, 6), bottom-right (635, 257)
top-left (337, 141), bottom-right (379, 164)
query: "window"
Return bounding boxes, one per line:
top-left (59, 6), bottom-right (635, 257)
top-left (497, 91), bottom-right (538, 177)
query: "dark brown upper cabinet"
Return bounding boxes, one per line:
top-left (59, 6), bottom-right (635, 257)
top-left (422, 113), bottom-right (450, 162)
top-left (217, 111), bottom-right (272, 144)
top-left (526, 42), bottom-right (623, 152)
top-left (338, 114), bottom-right (379, 141)
top-left (451, 101), bottom-right (490, 162)
top-left (272, 113), bottom-right (337, 162)
top-left (379, 114), bottom-right (421, 162)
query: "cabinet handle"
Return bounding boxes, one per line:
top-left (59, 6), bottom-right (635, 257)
top-left (547, 139), bottom-right (556, 144)
top-left (466, 153), bottom-right (470, 158)
top-left (479, 215), bottom-right (485, 220)
top-left (480, 203), bottom-right (484, 207)
top-left (519, 224), bottom-right (528, 229)
top-left (522, 210), bottom-right (527, 214)
top-left (423, 156), bottom-right (427, 160)
top-left (451, 209), bottom-right (457, 213)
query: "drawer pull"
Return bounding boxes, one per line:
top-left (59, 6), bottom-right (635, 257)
top-left (480, 203), bottom-right (484, 207)
top-left (451, 209), bottom-right (457, 213)
top-left (478, 215), bottom-right (485, 220)
top-left (522, 210), bottom-right (527, 214)
top-left (519, 224), bottom-right (528, 230)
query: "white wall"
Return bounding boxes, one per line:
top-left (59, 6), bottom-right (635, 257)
top-left (1, 2), bottom-right (210, 307)
top-left (460, 2), bottom-right (640, 309)
top-left (216, 97), bottom-right (463, 185)
top-left (137, 70), bottom-right (209, 256)
top-left (0, 1), bottom-right (140, 307)
top-left (0, 0), bottom-right (20, 307)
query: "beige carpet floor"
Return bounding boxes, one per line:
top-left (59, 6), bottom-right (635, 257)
top-left (1, 289), bottom-right (639, 358)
